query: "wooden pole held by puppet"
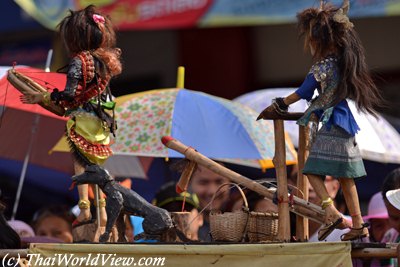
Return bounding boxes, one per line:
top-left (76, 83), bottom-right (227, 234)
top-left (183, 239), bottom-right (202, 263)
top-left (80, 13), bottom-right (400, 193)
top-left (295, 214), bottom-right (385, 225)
top-left (161, 136), bottom-right (325, 224)
top-left (272, 119), bottom-right (291, 241)
top-left (296, 125), bottom-right (309, 241)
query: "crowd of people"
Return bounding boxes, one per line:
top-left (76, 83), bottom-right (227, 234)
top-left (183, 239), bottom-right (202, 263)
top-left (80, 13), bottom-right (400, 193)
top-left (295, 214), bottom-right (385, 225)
top-left (2, 166), bottom-right (400, 243)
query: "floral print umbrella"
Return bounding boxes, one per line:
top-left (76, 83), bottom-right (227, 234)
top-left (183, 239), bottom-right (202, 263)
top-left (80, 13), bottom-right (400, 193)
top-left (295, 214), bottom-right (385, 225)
top-left (113, 88), bottom-right (297, 169)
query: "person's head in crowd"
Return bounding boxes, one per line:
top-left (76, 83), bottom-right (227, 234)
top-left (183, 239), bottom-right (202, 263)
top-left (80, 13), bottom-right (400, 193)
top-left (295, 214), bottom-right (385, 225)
top-left (0, 188), bottom-right (21, 249)
top-left (189, 164), bottom-right (230, 212)
top-left (308, 175), bottom-right (340, 206)
top-left (31, 205), bottom-right (75, 243)
top-left (382, 168), bottom-right (400, 232)
top-left (227, 188), bottom-right (247, 212)
top-left (153, 181), bottom-right (203, 240)
top-left (363, 192), bottom-right (390, 242)
top-left (229, 181), bottom-right (278, 213)
top-left (385, 188), bottom-right (400, 234)
top-left (247, 190), bottom-right (278, 213)
top-left (7, 220), bottom-right (35, 238)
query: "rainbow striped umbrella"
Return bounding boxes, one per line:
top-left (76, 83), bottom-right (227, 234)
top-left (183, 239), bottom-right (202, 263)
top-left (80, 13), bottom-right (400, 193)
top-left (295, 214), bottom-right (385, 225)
top-left (114, 88), bottom-right (297, 169)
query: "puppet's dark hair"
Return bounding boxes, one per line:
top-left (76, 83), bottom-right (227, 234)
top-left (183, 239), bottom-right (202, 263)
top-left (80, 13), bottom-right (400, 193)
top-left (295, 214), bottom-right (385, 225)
top-left (58, 5), bottom-right (122, 78)
top-left (297, 0), bottom-right (383, 115)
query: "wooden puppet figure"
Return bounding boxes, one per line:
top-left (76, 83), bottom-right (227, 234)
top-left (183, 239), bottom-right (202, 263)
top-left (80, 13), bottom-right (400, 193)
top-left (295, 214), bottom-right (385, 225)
top-left (20, 5), bottom-right (122, 228)
top-left (259, 0), bottom-right (383, 241)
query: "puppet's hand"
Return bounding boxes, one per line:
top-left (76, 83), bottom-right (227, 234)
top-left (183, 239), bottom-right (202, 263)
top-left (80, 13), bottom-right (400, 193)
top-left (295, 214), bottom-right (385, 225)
top-left (19, 92), bottom-right (44, 104)
top-left (256, 98), bottom-right (288, 120)
top-left (50, 89), bottom-right (74, 103)
top-left (257, 104), bottom-right (276, 120)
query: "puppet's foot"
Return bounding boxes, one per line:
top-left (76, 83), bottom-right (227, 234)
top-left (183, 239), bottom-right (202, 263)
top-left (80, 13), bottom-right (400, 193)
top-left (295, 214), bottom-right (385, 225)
top-left (317, 217), bottom-right (351, 241)
top-left (318, 217), bottom-right (344, 241)
top-left (99, 231), bottom-right (110, 243)
top-left (341, 223), bottom-right (369, 241)
top-left (323, 199), bottom-right (351, 229)
top-left (73, 200), bottom-right (92, 227)
top-left (318, 198), bottom-right (351, 240)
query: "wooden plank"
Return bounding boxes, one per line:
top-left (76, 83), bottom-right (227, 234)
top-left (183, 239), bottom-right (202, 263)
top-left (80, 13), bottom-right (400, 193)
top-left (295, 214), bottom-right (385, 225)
top-left (272, 120), bottom-right (291, 242)
top-left (296, 125), bottom-right (309, 241)
top-left (257, 109), bottom-right (304, 121)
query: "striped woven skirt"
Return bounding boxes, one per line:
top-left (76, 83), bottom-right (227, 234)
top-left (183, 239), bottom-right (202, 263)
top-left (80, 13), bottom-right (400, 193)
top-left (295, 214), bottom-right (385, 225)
top-left (302, 125), bottom-right (366, 178)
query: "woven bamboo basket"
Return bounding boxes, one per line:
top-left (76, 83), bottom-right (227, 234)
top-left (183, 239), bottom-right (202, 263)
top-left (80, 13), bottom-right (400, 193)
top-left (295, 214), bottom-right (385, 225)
top-left (209, 183), bottom-right (249, 242)
top-left (247, 211), bottom-right (278, 242)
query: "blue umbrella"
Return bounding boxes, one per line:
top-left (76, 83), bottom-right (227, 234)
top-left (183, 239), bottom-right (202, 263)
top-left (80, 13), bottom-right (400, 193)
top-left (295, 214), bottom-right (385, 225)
top-left (112, 88), bottom-right (297, 169)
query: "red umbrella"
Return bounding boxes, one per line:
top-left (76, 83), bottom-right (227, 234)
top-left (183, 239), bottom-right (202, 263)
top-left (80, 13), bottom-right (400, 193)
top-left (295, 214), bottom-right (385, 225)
top-left (0, 67), bottom-right (66, 118)
top-left (0, 67), bottom-right (149, 176)
top-left (0, 66), bottom-right (73, 219)
top-left (0, 67), bottom-right (71, 172)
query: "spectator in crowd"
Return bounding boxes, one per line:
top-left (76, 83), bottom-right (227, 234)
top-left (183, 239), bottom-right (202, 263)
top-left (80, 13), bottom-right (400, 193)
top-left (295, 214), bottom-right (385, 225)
top-left (382, 168), bottom-right (400, 235)
top-left (357, 191), bottom-right (394, 267)
top-left (0, 188), bottom-right (20, 249)
top-left (189, 164), bottom-right (230, 241)
top-left (363, 192), bottom-right (391, 243)
top-left (228, 181), bottom-right (278, 213)
top-left (7, 220), bottom-right (35, 238)
top-left (153, 181), bottom-right (203, 241)
top-left (31, 205), bottom-right (75, 243)
top-left (372, 168), bottom-right (400, 267)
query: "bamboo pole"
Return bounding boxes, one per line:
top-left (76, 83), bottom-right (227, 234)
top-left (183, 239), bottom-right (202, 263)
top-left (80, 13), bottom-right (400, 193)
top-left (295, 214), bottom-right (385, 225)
top-left (296, 125), bottom-right (309, 241)
top-left (351, 244), bottom-right (398, 259)
top-left (272, 120), bottom-right (291, 241)
top-left (161, 136), bottom-right (325, 224)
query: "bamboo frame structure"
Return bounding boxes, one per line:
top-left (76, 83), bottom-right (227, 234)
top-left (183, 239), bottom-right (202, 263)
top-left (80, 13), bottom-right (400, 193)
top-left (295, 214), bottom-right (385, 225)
top-left (272, 119), bottom-right (291, 241)
top-left (296, 125), bottom-right (309, 241)
top-left (161, 136), bottom-right (325, 224)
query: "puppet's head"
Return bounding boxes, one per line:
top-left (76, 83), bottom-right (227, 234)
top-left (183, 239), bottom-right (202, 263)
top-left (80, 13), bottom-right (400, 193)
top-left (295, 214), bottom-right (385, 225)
top-left (297, 0), bottom-right (383, 116)
top-left (58, 5), bottom-right (116, 54)
top-left (297, 0), bottom-right (354, 59)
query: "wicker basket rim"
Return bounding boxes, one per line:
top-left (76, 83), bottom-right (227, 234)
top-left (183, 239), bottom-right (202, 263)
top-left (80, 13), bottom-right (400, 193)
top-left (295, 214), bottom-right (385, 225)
top-left (249, 211), bottom-right (279, 216)
top-left (210, 182), bottom-right (248, 211)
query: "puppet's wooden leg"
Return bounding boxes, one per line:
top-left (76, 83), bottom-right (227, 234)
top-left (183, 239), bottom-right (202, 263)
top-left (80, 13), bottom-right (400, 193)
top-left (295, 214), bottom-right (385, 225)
top-left (306, 174), bottom-right (340, 224)
top-left (339, 178), bottom-right (369, 240)
top-left (339, 178), bottom-right (364, 228)
top-left (99, 191), bottom-right (107, 227)
top-left (73, 160), bottom-right (92, 223)
top-left (92, 185), bottom-right (107, 227)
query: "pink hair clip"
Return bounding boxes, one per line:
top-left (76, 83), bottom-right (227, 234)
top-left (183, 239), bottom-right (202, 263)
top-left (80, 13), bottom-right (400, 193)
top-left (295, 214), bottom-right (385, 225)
top-left (93, 14), bottom-right (105, 24)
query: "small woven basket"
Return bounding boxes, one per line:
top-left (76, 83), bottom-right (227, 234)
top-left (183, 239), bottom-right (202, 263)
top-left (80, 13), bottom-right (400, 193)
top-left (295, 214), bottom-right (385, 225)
top-left (247, 211), bottom-right (278, 242)
top-left (209, 183), bottom-right (249, 242)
